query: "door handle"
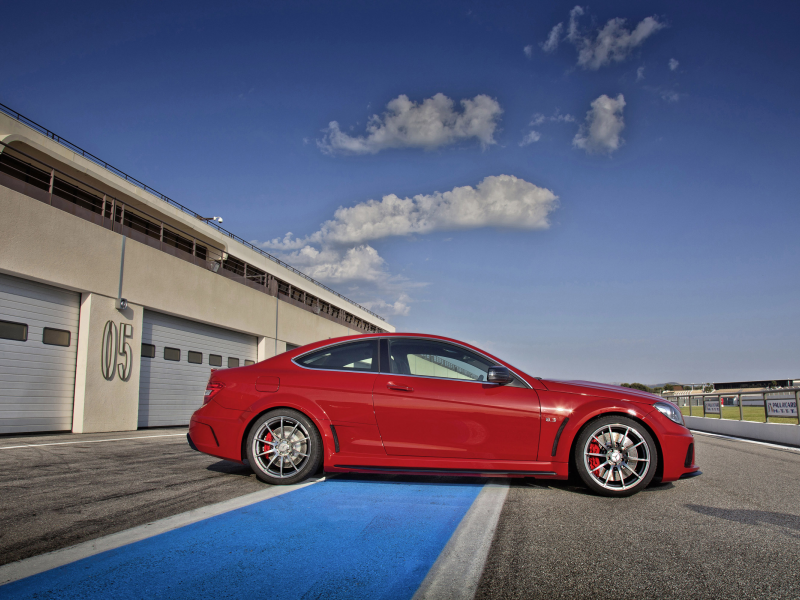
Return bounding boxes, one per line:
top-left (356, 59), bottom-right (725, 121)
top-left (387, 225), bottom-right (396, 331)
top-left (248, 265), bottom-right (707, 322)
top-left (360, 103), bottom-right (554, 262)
top-left (387, 382), bottom-right (413, 392)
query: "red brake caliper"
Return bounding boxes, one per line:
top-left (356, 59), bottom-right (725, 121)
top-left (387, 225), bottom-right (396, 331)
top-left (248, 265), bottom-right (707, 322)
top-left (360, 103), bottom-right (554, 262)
top-left (264, 432), bottom-right (273, 457)
top-left (588, 441), bottom-right (601, 472)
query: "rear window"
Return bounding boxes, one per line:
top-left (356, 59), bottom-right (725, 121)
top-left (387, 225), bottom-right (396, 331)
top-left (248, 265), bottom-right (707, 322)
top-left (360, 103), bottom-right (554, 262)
top-left (296, 340), bottom-right (379, 372)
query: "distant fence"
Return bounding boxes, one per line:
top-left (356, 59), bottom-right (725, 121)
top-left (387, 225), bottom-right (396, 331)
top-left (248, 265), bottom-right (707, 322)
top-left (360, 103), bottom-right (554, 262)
top-left (666, 387), bottom-right (800, 425)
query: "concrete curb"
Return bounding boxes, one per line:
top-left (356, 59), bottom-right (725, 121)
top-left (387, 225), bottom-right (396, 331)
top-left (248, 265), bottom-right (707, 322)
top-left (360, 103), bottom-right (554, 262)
top-left (412, 480), bottom-right (510, 600)
top-left (685, 416), bottom-right (800, 447)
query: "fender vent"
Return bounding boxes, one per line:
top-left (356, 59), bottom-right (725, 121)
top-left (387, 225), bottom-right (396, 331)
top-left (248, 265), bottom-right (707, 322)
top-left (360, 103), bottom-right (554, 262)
top-left (684, 443), bottom-right (694, 468)
top-left (330, 424), bottom-right (340, 453)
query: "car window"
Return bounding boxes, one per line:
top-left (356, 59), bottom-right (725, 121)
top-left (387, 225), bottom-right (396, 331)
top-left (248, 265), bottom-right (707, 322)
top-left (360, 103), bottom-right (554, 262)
top-left (297, 340), bottom-right (379, 372)
top-left (387, 339), bottom-right (498, 381)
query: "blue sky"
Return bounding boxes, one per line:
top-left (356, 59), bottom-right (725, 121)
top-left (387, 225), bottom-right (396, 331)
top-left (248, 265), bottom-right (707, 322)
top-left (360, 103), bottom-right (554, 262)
top-left (3, 0), bottom-right (799, 384)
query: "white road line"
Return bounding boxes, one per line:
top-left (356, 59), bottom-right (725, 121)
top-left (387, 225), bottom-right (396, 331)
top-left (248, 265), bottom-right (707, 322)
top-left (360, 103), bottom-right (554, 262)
top-left (0, 433), bottom-right (187, 450)
top-left (0, 477), bottom-right (324, 586)
top-left (691, 430), bottom-right (800, 453)
top-left (412, 479), bottom-right (510, 600)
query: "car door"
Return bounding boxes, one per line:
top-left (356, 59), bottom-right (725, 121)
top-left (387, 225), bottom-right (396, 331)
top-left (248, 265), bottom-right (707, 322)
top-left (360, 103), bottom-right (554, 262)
top-left (372, 338), bottom-right (540, 460)
top-left (293, 339), bottom-right (385, 456)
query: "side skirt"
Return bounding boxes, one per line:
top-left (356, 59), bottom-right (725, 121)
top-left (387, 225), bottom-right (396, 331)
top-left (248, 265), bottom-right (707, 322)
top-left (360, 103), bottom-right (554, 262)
top-left (331, 465), bottom-right (560, 477)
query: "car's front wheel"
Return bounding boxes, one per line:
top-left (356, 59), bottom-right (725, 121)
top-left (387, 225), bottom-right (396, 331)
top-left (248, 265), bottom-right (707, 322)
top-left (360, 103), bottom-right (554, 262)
top-left (574, 416), bottom-right (657, 497)
top-left (246, 409), bottom-right (322, 485)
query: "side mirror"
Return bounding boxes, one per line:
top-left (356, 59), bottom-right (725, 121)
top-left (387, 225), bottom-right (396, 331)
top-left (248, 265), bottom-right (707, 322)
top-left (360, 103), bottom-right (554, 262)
top-left (487, 366), bottom-right (514, 385)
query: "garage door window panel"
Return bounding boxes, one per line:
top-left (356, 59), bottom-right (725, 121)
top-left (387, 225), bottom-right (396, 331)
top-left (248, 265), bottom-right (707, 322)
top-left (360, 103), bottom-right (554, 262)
top-left (164, 347), bottom-right (181, 361)
top-left (141, 344), bottom-right (156, 358)
top-left (42, 328), bottom-right (70, 347)
top-left (209, 354), bottom-right (222, 367)
top-left (0, 320), bottom-right (28, 342)
top-left (228, 357), bottom-right (239, 368)
top-left (188, 351), bottom-right (202, 364)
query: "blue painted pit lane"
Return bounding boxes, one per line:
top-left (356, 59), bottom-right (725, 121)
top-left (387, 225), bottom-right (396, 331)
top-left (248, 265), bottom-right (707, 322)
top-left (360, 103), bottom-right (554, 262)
top-left (2, 477), bottom-right (483, 600)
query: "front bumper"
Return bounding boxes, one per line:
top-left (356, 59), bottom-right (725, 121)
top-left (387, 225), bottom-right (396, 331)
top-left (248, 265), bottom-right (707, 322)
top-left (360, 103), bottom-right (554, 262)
top-left (659, 428), bottom-right (701, 481)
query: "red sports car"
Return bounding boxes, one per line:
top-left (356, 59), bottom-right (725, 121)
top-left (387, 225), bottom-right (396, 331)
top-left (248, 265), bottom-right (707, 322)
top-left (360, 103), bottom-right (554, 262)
top-left (188, 333), bottom-right (700, 496)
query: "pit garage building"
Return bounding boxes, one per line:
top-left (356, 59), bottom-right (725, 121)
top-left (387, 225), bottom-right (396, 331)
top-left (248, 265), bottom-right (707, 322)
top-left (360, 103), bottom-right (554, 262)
top-left (0, 104), bottom-right (394, 435)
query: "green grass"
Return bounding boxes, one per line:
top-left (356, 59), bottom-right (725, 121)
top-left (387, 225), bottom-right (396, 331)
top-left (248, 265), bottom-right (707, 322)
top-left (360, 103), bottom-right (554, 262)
top-left (679, 405), bottom-right (798, 424)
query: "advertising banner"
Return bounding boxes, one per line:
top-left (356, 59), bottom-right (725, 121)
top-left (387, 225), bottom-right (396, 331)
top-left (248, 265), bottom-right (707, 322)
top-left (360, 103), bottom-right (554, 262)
top-left (766, 398), bottom-right (798, 418)
top-left (703, 398), bottom-right (720, 415)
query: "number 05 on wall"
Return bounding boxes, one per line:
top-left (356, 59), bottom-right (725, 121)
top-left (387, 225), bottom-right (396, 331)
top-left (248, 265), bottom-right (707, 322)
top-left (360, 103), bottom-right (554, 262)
top-left (101, 320), bottom-right (133, 381)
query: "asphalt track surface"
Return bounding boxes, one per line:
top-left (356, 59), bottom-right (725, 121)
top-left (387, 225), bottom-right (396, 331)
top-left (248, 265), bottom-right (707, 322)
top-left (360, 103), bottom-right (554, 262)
top-left (1, 429), bottom-right (799, 599)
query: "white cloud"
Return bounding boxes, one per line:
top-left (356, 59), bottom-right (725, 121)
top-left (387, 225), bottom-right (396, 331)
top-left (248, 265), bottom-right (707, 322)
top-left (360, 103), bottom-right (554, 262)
top-left (523, 44), bottom-right (534, 59)
top-left (660, 90), bottom-right (681, 103)
top-left (636, 66), bottom-right (645, 81)
top-left (530, 113), bottom-right (546, 127)
top-left (669, 58), bottom-right (679, 71)
top-left (362, 294), bottom-right (411, 317)
top-left (542, 22), bottom-right (564, 53)
top-left (573, 94), bottom-right (626, 154)
top-left (260, 176), bottom-right (560, 316)
top-left (520, 111), bottom-right (575, 146)
top-left (317, 93), bottom-right (503, 155)
top-left (264, 175), bottom-right (559, 249)
top-left (273, 244), bottom-right (415, 318)
top-left (519, 131), bottom-right (541, 146)
top-left (577, 16), bottom-right (665, 70)
top-left (280, 245), bottom-right (388, 284)
top-left (566, 5), bottom-right (585, 43)
top-left (543, 6), bottom-right (665, 70)
top-left (550, 111), bottom-right (575, 123)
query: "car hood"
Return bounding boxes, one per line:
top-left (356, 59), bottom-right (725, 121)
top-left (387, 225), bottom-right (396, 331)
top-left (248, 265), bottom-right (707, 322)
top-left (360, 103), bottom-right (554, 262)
top-left (541, 379), bottom-right (666, 405)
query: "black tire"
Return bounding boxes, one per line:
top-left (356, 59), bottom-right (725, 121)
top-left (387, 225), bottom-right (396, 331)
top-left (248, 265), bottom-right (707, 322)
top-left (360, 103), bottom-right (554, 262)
top-left (246, 409), bottom-right (322, 485)
top-left (573, 416), bottom-right (657, 497)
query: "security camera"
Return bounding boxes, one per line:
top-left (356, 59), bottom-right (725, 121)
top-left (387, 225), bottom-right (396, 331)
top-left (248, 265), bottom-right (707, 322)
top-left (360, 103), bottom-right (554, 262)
top-left (118, 298), bottom-right (128, 310)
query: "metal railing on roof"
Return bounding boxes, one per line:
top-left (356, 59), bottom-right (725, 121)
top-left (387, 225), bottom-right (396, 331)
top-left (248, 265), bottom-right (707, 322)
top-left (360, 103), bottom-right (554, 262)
top-left (0, 101), bottom-right (385, 322)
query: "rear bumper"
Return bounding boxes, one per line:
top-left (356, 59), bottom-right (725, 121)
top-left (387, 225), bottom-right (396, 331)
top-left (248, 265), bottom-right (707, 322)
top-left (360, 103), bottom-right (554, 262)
top-left (189, 401), bottom-right (248, 463)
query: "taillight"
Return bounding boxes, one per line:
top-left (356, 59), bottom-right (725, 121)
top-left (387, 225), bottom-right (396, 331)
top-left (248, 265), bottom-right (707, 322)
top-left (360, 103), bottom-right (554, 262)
top-left (204, 381), bottom-right (225, 404)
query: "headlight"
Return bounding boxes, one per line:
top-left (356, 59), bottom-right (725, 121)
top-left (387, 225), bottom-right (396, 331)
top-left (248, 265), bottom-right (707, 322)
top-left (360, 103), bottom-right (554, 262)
top-left (654, 401), bottom-right (684, 425)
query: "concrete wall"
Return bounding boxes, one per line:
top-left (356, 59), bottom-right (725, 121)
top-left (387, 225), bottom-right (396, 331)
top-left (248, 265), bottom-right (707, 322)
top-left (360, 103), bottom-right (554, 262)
top-left (0, 111), bottom-right (393, 332)
top-left (685, 416), bottom-right (800, 447)
top-left (73, 294), bottom-right (143, 433)
top-left (0, 184), bottom-right (373, 433)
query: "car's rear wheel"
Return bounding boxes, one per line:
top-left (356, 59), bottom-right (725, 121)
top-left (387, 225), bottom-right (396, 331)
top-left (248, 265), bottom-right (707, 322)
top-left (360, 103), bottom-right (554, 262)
top-left (246, 409), bottom-right (322, 485)
top-left (574, 416), bottom-right (657, 497)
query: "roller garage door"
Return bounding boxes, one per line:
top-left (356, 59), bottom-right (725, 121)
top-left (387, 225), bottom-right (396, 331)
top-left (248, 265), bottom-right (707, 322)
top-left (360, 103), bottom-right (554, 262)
top-left (0, 273), bottom-right (80, 434)
top-left (138, 311), bottom-right (257, 427)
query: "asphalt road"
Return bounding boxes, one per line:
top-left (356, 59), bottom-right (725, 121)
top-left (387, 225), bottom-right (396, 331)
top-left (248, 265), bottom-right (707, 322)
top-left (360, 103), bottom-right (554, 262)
top-left (475, 433), bottom-right (800, 600)
top-left (0, 428), bottom-right (264, 566)
top-left (2, 429), bottom-right (799, 600)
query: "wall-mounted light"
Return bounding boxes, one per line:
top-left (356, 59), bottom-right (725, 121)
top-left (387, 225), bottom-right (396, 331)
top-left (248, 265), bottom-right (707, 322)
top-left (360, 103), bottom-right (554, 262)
top-left (211, 261), bottom-right (221, 273)
top-left (199, 216), bottom-right (223, 224)
top-left (117, 297), bottom-right (128, 310)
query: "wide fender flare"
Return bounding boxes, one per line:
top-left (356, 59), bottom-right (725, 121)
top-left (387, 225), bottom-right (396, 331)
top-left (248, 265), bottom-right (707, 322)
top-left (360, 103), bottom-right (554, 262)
top-left (553, 399), bottom-right (658, 463)
top-left (240, 392), bottom-right (336, 460)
